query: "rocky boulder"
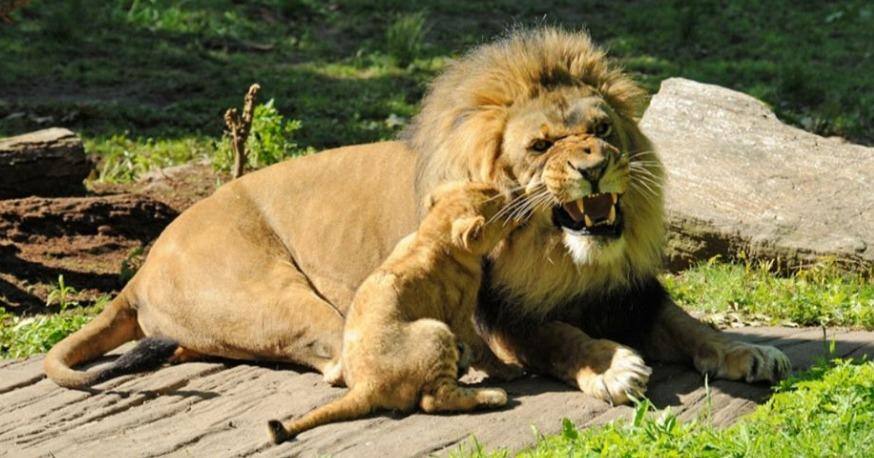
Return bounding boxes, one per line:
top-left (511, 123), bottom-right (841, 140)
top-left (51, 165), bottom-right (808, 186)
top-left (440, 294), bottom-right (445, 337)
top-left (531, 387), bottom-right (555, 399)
top-left (641, 78), bottom-right (873, 271)
top-left (0, 128), bottom-right (92, 198)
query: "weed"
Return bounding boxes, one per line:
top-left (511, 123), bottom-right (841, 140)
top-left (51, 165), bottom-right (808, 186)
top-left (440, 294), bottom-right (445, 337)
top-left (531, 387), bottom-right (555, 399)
top-left (0, 296), bottom-right (108, 359)
top-left (119, 246), bottom-right (145, 284)
top-left (214, 98), bottom-right (310, 173)
top-left (385, 11), bottom-right (429, 67)
top-left (45, 275), bottom-right (78, 311)
top-left (88, 134), bottom-right (213, 183)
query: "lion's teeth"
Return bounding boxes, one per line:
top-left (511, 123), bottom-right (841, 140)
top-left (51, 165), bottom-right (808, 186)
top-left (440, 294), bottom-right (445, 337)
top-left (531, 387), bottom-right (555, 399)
top-left (576, 199), bottom-right (585, 215)
top-left (608, 205), bottom-right (616, 224)
top-left (611, 193), bottom-right (618, 204)
top-left (584, 214), bottom-right (593, 227)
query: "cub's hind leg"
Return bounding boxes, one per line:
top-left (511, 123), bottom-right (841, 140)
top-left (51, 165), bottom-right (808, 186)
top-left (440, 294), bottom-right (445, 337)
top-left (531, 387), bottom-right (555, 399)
top-left (420, 377), bottom-right (507, 413)
top-left (409, 319), bottom-right (507, 413)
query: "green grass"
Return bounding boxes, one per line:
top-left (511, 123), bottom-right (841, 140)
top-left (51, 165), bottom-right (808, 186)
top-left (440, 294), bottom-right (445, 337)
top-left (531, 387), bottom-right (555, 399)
top-left (0, 301), bottom-right (106, 359)
top-left (1, 1), bottom-right (871, 182)
top-left (466, 358), bottom-right (873, 457)
top-left (663, 258), bottom-right (874, 330)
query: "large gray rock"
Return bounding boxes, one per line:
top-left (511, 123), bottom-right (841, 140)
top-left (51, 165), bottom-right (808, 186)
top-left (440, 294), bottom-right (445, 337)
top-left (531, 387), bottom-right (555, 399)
top-left (641, 78), bottom-right (873, 271)
top-left (0, 128), bottom-right (92, 198)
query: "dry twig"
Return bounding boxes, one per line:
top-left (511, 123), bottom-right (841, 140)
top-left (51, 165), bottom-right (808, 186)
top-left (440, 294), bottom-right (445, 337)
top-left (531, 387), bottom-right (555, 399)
top-left (224, 83), bottom-right (260, 179)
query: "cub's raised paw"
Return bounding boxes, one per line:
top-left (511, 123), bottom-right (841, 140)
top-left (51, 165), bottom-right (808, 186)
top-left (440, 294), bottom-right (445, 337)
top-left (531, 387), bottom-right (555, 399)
top-left (577, 345), bottom-right (651, 405)
top-left (695, 342), bottom-right (791, 383)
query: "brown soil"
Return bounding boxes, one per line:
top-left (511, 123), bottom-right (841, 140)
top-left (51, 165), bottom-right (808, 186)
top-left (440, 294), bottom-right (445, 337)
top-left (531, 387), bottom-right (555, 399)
top-left (0, 162), bottom-right (222, 313)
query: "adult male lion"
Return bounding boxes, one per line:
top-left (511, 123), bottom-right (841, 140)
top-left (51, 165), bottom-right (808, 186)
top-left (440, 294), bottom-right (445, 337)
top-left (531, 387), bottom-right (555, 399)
top-left (45, 28), bottom-right (790, 404)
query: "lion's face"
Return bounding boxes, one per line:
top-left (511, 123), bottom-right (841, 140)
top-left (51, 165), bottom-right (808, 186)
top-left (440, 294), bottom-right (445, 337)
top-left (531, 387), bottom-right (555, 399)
top-left (498, 86), bottom-right (644, 265)
top-left (409, 28), bottom-right (666, 309)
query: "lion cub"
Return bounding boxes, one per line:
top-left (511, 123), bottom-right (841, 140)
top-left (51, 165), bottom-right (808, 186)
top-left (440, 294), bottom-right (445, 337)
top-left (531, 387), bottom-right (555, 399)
top-left (267, 182), bottom-right (518, 443)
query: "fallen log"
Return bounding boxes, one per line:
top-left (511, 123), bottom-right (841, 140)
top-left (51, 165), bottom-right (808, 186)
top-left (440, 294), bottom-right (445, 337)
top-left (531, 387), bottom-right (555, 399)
top-left (0, 127), bottom-right (92, 198)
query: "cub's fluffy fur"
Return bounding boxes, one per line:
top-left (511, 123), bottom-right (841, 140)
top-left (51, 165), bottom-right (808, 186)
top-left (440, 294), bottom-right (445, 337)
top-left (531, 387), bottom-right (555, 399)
top-left (267, 182), bottom-right (517, 444)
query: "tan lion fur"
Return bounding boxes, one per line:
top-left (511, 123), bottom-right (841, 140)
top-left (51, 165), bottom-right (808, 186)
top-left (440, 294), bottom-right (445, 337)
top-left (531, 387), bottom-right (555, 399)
top-left (44, 27), bottom-right (788, 401)
top-left (267, 182), bottom-right (516, 443)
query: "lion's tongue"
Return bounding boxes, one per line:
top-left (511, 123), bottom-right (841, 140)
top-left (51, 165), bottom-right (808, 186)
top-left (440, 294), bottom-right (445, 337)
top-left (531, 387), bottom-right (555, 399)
top-left (562, 193), bottom-right (617, 227)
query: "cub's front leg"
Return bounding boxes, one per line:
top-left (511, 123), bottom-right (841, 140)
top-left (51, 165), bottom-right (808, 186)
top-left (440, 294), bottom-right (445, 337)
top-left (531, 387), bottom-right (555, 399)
top-left (453, 318), bottom-right (525, 381)
top-left (643, 299), bottom-right (791, 383)
top-left (487, 321), bottom-right (651, 405)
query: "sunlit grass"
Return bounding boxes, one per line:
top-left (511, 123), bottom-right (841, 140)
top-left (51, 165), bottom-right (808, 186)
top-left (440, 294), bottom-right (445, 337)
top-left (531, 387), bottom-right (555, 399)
top-left (663, 258), bottom-right (874, 330)
top-left (464, 358), bottom-right (874, 457)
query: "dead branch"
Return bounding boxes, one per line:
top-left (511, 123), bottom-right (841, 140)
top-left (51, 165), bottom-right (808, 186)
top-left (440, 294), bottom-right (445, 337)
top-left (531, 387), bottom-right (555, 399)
top-left (224, 83), bottom-right (260, 179)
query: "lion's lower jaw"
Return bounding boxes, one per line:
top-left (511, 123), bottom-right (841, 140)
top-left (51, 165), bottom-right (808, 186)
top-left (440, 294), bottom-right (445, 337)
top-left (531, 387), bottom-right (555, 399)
top-left (562, 231), bottom-right (627, 267)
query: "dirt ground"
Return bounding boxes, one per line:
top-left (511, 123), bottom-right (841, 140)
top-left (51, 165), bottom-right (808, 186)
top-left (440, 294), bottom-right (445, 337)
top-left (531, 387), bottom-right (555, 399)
top-left (0, 162), bottom-right (221, 313)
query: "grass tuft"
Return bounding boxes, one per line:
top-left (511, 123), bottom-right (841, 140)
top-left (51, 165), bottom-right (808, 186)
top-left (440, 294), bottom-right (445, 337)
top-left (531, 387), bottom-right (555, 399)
top-left (662, 258), bottom-right (874, 330)
top-left (385, 11), bottom-right (429, 67)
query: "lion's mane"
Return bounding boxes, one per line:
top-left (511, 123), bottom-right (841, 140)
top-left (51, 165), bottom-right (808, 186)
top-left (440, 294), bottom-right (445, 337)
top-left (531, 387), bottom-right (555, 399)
top-left (404, 27), bottom-right (665, 315)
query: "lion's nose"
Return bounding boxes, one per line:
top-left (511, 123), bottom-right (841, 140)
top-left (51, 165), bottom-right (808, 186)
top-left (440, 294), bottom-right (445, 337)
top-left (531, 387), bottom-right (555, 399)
top-left (578, 159), bottom-right (608, 184)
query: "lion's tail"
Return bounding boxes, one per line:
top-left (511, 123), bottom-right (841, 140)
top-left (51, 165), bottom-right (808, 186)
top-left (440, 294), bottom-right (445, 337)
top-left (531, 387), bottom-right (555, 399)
top-left (267, 388), bottom-right (372, 444)
top-left (43, 291), bottom-right (143, 388)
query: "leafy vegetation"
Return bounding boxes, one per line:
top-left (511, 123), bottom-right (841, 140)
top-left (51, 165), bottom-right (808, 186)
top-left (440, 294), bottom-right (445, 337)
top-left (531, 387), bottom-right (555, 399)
top-left (466, 358), bottom-right (874, 457)
top-left (213, 99), bottom-right (311, 173)
top-left (663, 257), bottom-right (874, 330)
top-left (0, 295), bottom-right (108, 359)
top-left (384, 12), bottom-right (429, 67)
top-left (1, 0), bottom-right (870, 183)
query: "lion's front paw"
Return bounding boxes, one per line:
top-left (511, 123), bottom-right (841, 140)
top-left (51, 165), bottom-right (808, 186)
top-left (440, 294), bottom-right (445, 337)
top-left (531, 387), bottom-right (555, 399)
top-left (695, 342), bottom-right (791, 383)
top-left (577, 346), bottom-right (651, 405)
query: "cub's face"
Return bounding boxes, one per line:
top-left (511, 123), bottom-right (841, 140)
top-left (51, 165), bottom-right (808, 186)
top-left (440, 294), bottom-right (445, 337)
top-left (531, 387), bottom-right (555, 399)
top-left (497, 86), bottom-right (658, 265)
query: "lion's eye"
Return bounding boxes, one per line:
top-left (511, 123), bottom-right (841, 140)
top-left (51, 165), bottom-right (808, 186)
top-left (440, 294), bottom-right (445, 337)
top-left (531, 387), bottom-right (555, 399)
top-left (530, 139), bottom-right (553, 153)
top-left (594, 122), bottom-right (612, 138)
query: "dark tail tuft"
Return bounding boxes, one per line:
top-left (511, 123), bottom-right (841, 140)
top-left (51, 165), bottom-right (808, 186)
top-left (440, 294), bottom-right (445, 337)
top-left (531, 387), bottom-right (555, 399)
top-left (92, 337), bottom-right (179, 384)
top-left (267, 419), bottom-right (289, 444)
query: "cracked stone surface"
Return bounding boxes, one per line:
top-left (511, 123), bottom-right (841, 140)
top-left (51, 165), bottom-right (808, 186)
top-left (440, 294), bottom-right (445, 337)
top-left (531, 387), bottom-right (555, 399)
top-left (641, 78), bottom-right (873, 271)
top-left (1, 327), bottom-right (872, 457)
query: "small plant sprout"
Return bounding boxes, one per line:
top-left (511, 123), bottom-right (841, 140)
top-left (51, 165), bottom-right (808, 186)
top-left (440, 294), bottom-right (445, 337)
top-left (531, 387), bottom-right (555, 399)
top-left (45, 275), bottom-right (79, 311)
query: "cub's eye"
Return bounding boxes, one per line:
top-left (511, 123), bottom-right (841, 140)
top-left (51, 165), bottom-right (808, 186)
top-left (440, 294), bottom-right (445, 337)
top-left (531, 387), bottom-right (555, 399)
top-left (530, 139), bottom-right (553, 153)
top-left (594, 121), bottom-right (612, 138)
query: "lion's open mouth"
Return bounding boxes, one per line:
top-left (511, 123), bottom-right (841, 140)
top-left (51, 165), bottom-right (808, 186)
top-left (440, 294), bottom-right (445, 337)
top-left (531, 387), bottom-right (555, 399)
top-left (552, 192), bottom-right (622, 237)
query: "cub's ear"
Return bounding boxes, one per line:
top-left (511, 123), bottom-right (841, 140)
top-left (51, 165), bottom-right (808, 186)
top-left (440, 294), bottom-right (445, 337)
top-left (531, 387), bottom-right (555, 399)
top-left (451, 215), bottom-right (486, 250)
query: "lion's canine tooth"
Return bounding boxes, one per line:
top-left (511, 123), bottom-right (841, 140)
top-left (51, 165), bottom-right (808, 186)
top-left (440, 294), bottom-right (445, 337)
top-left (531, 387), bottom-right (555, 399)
top-left (611, 193), bottom-right (618, 204)
top-left (584, 214), bottom-right (593, 227)
top-left (576, 199), bottom-right (585, 215)
top-left (608, 205), bottom-right (616, 224)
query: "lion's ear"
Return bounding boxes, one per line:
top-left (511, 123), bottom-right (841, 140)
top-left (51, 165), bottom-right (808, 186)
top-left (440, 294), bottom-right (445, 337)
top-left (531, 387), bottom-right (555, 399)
top-left (451, 216), bottom-right (486, 250)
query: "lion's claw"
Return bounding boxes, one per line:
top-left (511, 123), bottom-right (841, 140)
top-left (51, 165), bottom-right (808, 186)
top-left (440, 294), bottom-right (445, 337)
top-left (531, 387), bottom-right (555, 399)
top-left (578, 346), bottom-right (651, 405)
top-left (695, 342), bottom-right (791, 384)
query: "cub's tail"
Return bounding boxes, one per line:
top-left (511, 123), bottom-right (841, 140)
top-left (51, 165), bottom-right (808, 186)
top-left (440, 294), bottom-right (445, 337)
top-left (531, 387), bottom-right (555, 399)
top-left (43, 292), bottom-right (160, 388)
top-left (267, 388), bottom-right (372, 444)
